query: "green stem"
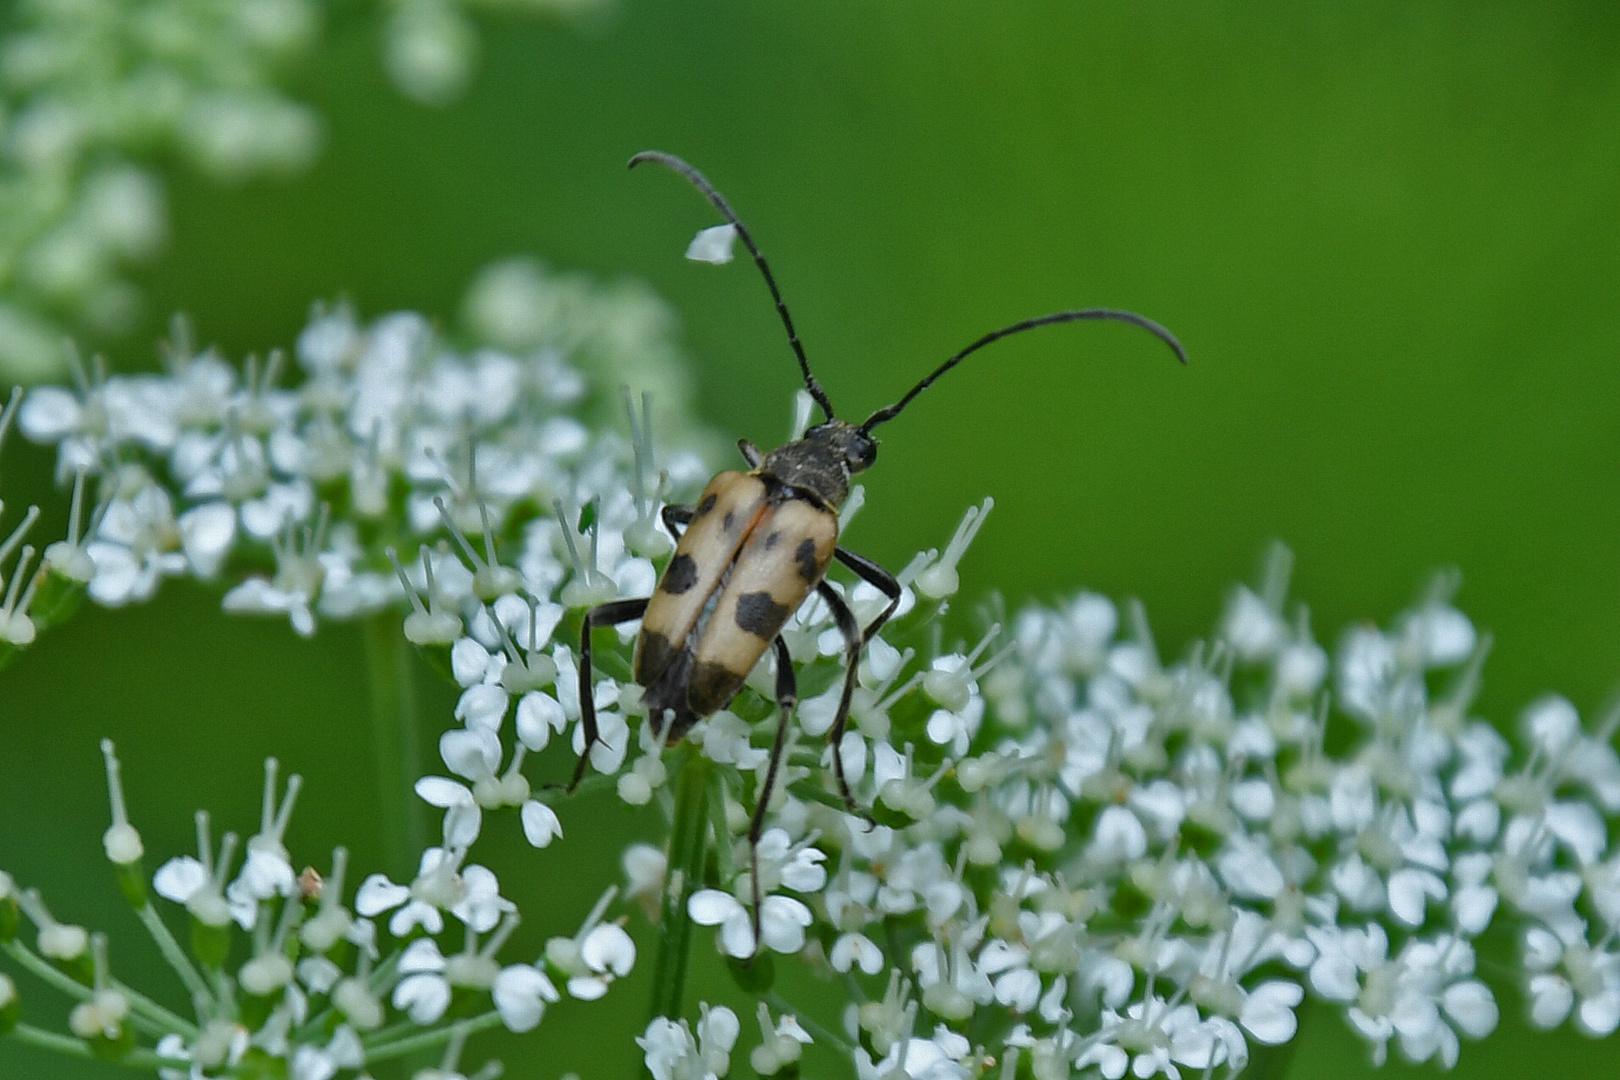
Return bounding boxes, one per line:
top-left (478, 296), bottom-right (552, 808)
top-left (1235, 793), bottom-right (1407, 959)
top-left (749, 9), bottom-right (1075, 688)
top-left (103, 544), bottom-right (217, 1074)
top-left (6, 1023), bottom-right (178, 1073)
top-left (364, 1012), bottom-right (503, 1062)
top-left (764, 991), bottom-right (851, 1053)
top-left (6, 1024), bottom-right (94, 1058)
top-left (130, 901), bottom-right (211, 1016)
top-left (649, 755), bottom-right (713, 1022)
top-left (363, 612), bottom-right (425, 879)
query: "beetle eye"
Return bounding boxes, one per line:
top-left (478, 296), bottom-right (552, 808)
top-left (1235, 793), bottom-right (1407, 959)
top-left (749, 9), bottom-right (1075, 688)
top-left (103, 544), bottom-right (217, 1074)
top-left (849, 433), bottom-right (878, 472)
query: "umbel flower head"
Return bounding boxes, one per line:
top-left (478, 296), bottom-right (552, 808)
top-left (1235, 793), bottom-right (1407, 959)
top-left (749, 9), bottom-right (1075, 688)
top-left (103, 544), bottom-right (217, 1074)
top-left (3, 249), bottom-right (1620, 1079)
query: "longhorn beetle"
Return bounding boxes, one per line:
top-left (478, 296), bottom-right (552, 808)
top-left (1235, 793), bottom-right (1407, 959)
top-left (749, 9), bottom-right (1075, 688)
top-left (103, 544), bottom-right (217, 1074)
top-left (575, 151), bottom-right (1185, 947)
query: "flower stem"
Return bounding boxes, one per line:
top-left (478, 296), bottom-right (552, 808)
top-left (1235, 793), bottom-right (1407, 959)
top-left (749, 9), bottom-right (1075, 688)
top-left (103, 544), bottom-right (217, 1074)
top-left (363, 611), bottom-right (426, 879)
top-left (649, 753), bottom-right (712, 1022)
top-left (364, 1011), bottom-right (503, 1062)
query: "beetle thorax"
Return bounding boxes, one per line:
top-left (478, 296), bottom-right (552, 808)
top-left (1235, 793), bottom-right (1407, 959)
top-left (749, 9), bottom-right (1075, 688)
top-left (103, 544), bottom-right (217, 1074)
top-left (758, 419), bottom-right (876, 510)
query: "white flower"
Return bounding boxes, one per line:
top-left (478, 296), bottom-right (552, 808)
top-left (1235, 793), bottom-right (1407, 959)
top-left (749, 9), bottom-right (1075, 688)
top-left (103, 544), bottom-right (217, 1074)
top-left (355, 848), bottom-right (508, 937)
top-left (689, 889), bottom-right (811, 958)
top-left (392, 937), bottom-right (452, 1024)
top-left (492, 963), bottom-right (559, 1033)
top-left (856, 1027), bottom-right (972, 1080)
top-left (1522, 923), bottom-right (1620, 1035)
top-left (831, 931), bottom-right (885, 975)
top-left (566, 923), bottom-right (636, 1000)
top-left (639, 1004), bottom-right (739, 1080)
top-left (752, 828), bottom-right (827, 893)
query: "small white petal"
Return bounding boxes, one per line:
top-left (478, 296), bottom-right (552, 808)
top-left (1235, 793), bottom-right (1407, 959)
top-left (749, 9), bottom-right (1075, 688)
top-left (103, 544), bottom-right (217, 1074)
top-left (455, 684), bottom-right (510, 730)
top-left (415, 776), bottom-right (474, 809)
top-left (581, 923), bottom-right (636, 976)
top-left (1441, 980), bottom-right (1498, 1038)
top-left (392, 973), bottom-right (450, 1024)
top-left (685, 224), bottom-right (737, 264)
top-left (1387, 868), bottom-right (1445, 926)
top-left (689, 889), bottom-right (741, 926)
top-left (440, 799), bottom-right (482, 848)
top-left (520, 801), bottom-right (562, 848)
top-left (493, 964), bottom-right (558, 1032)
top-left (353, 874), bottom-right (409, 916)
top-left (830, 933), bottom-right (884, 975)
top-left (1578, 990), bottom-right (1620, 1036)
top-left (1241, 981), bottom-right (1303, 1045)
top-left (1092, 805), bottom-right (1148, 862)
top-left (697, 1003), bottom-right (740, 1054)
top-left (1308, 952), bottom-right (1359, 1002)
top-left (152, 857), bottom-right (209, 903)
top-left (515, 692), bottom-right (567, 751)
top-left (1527, 974), bottom-right (1573, 1028)
top-left (719, 911), bottom-right (756, 959)
top-left (440, 726), bottom-right (501, 778)
top-left (758, 895), bottom-right (811, 954)
top-left (450, 637), bottom-right (494, 686)
top-left (567, 974), bottom-right (609, 1001)
top-left (178, 503), bottom-right (237, 578)
top-left (17, 386), bottom-right (82, 439)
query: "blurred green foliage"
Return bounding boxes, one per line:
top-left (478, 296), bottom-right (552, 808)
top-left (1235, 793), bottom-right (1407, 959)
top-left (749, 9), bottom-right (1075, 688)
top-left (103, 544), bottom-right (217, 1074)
top-left (3, 1), bottom-right (1617, 1077)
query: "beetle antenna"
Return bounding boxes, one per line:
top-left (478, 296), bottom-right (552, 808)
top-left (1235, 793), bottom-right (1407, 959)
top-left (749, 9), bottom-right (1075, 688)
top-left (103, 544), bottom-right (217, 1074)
top-left (630, 151), bottom-right (836, 421)
top-left (860, 308), bottom-right (1186, 433)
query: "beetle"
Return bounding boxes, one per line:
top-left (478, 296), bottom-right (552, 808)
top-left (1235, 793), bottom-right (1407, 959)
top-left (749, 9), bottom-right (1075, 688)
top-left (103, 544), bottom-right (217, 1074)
top-left (574, 151), bottom-right (1184, 941)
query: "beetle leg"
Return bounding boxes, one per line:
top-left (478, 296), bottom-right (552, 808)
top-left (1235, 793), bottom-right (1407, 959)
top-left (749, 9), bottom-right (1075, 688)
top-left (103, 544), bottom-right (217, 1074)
top-left (811, 549), bottom-right (903, 813)
top-left (571, 597), bottom-right (650, 791)
top-left (833, 546), bottom-right (903, 643)
top-left (738, 438), bottom-right (763, 468)
top-left (659, 503), bottom-right (694, 545)
top-left (744, 634), bottom-right (798, 957)
top-left (814, 580), bottom-right (869, 815)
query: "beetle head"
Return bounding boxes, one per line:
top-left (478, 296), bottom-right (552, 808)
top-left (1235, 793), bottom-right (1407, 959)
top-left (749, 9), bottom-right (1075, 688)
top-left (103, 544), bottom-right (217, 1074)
top-left (806, 418), bottom-right (878, 475)
top-left (758, 418), bottom-right (874, 510)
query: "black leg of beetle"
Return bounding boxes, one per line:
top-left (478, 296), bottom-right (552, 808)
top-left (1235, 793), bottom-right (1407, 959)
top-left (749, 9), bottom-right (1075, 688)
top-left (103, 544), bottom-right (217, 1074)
top-left (571, 597), bottom-right (650, 791)
top-left (815, 580), bottom-right (868, 814)
top-left (834, 545), bottom-right (903, 643)
top-left (745, 634), bottom-right (797, 956)
top-left (738, 439), bottom-right (762, 468)
top-left (659, 503), bottom-right (693, 545)
top-left (815, 549), bottom-right (903, 812)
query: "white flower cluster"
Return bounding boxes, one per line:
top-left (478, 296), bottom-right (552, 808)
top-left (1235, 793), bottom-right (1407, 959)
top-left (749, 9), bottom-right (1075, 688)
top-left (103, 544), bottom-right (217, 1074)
top-left (0, 741), bottom-right (633, 1079)
top-left (0, 265), bottom-right (691, 1074)
top-left (11, 263), bottom-right (700, 636)
top-left (655, 542), bottom-right (1619, 1079)
top-left (5, 262), bottom-right (1620, 1078)
top-left (0, 0), bottom-right (607, 379)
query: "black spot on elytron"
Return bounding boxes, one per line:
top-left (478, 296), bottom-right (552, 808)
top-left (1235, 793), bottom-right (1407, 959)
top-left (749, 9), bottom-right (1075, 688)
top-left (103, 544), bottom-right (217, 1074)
top-left (735, 590), bottom-right (791, 640)
top-left (722, 509), bottom-right (736, 533)
top-left (763, 530), bottom-right (782, 549)
top-left (689, 659), bottom-right (746, 716)
top-left (795, 538), bottom-right (821, 583)
top-left (635, 630), bottom-right (678, 685)
top-left (694, 493), bottom-right (718, 518)
top-left (660, 554), bottom-right (698, 595)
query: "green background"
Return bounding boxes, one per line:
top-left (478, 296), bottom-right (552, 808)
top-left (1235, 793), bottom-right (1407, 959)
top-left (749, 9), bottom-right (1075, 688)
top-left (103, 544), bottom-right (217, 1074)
top-left (3, 1), bottom-right (1618, 1077)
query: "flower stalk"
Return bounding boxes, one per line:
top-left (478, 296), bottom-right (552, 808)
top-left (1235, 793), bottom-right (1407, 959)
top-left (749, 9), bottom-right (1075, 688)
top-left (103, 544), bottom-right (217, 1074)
top-left (366, 608), bottom-right (429, 879)
top-left (651, 751), bottom-right (713, 1023)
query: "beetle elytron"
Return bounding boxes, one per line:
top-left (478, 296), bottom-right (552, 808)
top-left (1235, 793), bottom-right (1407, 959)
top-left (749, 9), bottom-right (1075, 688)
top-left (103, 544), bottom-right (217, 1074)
top-left (575, 151), bottom-right (1184, 939)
